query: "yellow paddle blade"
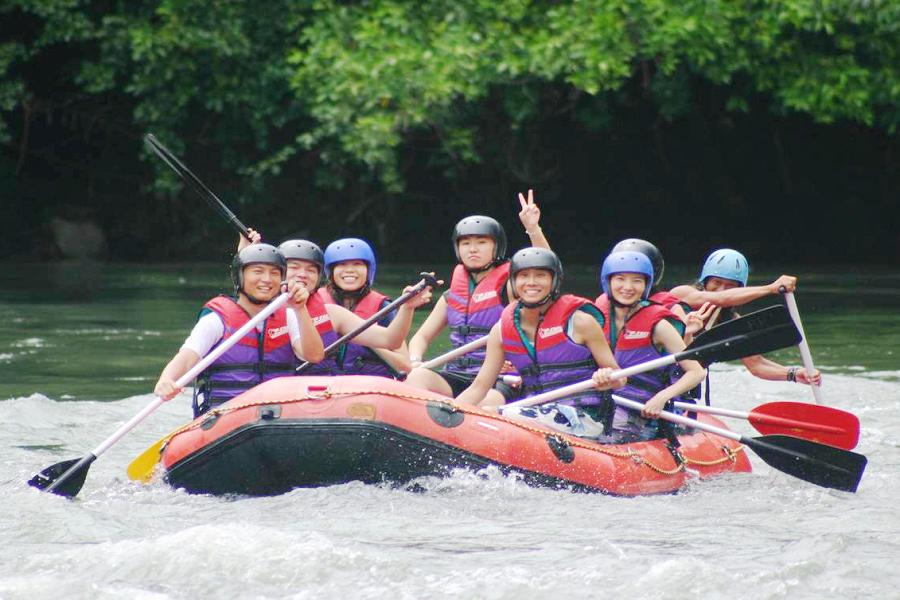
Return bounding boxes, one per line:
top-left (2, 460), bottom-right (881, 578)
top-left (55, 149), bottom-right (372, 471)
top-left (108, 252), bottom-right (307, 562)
top-left (126, 435), bottom-right (172, 482)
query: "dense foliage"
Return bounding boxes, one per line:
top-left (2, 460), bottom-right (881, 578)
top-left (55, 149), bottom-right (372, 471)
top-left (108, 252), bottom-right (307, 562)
top-left (2, 0), bottom-right (897, 262)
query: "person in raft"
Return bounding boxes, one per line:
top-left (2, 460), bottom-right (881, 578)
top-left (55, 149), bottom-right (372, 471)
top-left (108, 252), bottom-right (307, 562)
top-left (669, 248), bottom-right (822, 386)
top-left (313, 237), bottom-right (411, 377)
top-left (592, 250), bottom-right (708, 440)
top-left (456, 247), bottom-right (625, 439)
top-left (154, 243), bottom-right (326, 417)
top-left (240, 230), bottom-right (435, 378)
top-left (405, 190), bottom-right (550, 402)
top-left (591, 238), bottom-right (715, 346)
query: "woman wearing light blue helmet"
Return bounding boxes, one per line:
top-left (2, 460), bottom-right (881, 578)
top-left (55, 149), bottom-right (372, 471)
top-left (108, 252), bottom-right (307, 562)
top-left (669, 249), bottom-right (821, 387)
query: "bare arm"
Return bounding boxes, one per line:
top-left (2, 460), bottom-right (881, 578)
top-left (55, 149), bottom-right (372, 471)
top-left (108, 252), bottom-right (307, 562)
top-left (669, 275), bottom-right (797, 310)
top-left (571, 311), bottom-right (625, 390)
top-left (455, 324), bottom-right (506, 406)
top-left (518, 188), bottom-right (550, 249)
top-left (408, 295), bottom-right (448, 361)
top-left (369, 341), bottom-right (413, 374)
top-left (154, 348), bottom-right (201, 400)
top-left (328, 284), bottom-right (433, 351)
top-left (641, 320), bottom-right (706, 418)
top-left (291, 305), bottom-right (325, 362)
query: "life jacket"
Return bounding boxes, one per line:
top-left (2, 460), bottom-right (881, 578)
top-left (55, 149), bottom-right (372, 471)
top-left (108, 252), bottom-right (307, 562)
top-left (317, 287), bottom-right (399, 378)
top-left (193, 296), bottom-right (295, 417)
top-left (595, 296), bottom-right (689, 425)
top-left (444, 261), bottom-right (510, 374)
top-left (649, 290), bottom-right (692, 317)
top-left (500, 294), bottom-right (607, 407)
top-left (296, 289), bottom-right (340, 376)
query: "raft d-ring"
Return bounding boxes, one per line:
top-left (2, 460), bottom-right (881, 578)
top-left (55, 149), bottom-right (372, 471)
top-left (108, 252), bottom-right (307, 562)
top-left (307, 385), bottom-right (331, 399)
top-left (627, 449), bottom-right (644, 465)
top-left (722, 445), bottom-right (738, 463)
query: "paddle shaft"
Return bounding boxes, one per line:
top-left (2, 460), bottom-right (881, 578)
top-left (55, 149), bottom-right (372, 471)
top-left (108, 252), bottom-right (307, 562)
top-left (783, 291), bottom-right (824, 405)
top-left (43, 292), bottom-right (289, 494)
top-left (420, 336), bottom-right (488, 369)
top-left (296, 275), bottom-right (437, 373)
top-left (144, 134), bottom-right (251, 240)
top-left (501, 353), bottom-right (676, 411)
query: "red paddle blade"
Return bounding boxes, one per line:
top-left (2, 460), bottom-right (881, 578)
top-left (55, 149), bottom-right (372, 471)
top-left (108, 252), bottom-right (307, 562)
top-left (749, 401), bottom-right (860, 450)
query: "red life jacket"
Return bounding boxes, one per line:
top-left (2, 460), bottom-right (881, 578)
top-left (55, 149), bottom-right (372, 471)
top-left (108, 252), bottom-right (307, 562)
top-left (317, 287), bottom-right (399, 377)
top-left (444, 262), bottom-right (510, 374)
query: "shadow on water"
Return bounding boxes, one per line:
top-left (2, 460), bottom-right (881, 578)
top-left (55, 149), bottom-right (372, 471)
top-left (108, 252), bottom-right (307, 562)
top-left (1, 261), bottom-right (898, 401)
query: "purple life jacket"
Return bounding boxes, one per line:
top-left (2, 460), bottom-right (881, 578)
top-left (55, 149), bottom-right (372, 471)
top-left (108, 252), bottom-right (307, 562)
top-left (445, 262), bottom-right (510, 374)
top-left (296, 289), bottom-right (340, 376)
top-left (318, 287), bottom-right (399, 378)
top-left (194, 296), bottom-right (295, 416)
top-left (500, 294), bottom-right (606, 406)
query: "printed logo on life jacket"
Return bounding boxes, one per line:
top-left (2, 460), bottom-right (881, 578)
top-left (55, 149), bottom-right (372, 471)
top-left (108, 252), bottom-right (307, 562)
top-left (267, 325), bottom-right (288, 339)
top-left (538, 325), bottom-right (564, 339)
top-left (312, 314), bottom-right (331, 326)
top-left (623, 330), bottom-right (650, 340)
top-left (472, 290), bottom-right (497, 303)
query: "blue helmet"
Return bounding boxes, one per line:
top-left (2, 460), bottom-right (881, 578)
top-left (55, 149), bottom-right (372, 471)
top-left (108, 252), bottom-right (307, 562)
top-left (324, 238), bottom-right (376, 285)
top-left (600, 251), bottom-right (654, 299)
top-left (699, 249), bottom-right (749, 287)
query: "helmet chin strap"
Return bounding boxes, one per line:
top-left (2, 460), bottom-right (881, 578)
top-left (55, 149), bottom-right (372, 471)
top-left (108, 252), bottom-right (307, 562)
top-left (240, 289), bottom-right (269, 306)
top-left (464, 260), bottom-right (498, 274)
top-left (329, 281), bottom-right (369, 306)
top-left (518, 293), bottom-right (555, 310)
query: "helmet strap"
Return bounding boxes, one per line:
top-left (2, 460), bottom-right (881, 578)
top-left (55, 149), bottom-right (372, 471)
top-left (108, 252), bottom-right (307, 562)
top-left (328, 281), bottom-right (370, 309)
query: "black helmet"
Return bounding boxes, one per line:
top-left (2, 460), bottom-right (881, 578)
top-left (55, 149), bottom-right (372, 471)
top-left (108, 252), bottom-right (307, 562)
top-left (451, 215), bottom-right (507, 265)
top-left (278, 239), bottom-right (325, 272)
top-left (510, 247), bottom-right (563, 308)
top-left (230, 243), bottom-right (286, 296)
top-left (611, 238), bottom-right (664, 287)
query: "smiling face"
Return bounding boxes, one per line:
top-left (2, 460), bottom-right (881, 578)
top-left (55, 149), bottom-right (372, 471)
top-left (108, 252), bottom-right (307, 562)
top-left (457, 235), bottom-right (496, 270)
top-left (703, 276), bottom-right (741, 292)
top-left (286, 259), bottom-right (321, 289)
top-left (331, 260), bottom-right (368, 292)
top-left (609, 272), bottom-right (647, 306)
top-left (514, 268), bottom-right (553, 305)
top-left (241, 263), bottom-right (283, 301)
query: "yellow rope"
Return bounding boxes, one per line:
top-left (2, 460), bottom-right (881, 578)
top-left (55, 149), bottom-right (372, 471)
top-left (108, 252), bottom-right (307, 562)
top-left (171, 387), bottom-right (744, 477)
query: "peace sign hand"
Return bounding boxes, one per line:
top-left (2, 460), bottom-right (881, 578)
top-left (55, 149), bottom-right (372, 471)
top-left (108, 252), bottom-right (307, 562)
top-left (517, 189), bottom-right (541, 232)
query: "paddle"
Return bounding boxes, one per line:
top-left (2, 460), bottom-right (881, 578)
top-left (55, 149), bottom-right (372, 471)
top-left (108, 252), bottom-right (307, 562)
top-left (295, 273), bottom-right (440, 373)
top-left (144, 133), bottom-right (251, 240)
top-left (671, 400), bottom-right (860, 450)
top-left (611, 395), bottom-right (865, 492)
top-left (29, 291), bottom-right (291, 498)
top-left (502, 304), bottom-right (802, 411)
top-left (783, 290), bottom-right (825, 405)
top-left (419, 335), bottom-right (489, 369)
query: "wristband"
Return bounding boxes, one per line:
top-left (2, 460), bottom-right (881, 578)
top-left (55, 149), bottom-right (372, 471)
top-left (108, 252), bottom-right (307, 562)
top-left (787, 367), bottom-right (797, 382)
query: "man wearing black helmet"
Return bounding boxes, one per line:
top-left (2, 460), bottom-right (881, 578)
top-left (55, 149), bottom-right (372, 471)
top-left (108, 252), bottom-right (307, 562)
top-left (405, 190), bottom-right (550, 400)
top-left (154, 243), bottom-right (325, 417)
top-left (457, 248), bottom-right (624, 438)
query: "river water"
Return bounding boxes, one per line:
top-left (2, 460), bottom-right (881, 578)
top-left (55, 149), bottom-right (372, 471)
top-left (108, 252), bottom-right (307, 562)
top-left (1, 262), bottom-right (898, 599)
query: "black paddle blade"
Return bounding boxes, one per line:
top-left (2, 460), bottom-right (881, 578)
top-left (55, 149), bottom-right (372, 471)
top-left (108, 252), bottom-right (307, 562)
top-left (744, 434), bottom-right (866, 493)
top-left (27, 455), bottom-right (95, 498)
top-left (683, 305), bottom-right (801, 365)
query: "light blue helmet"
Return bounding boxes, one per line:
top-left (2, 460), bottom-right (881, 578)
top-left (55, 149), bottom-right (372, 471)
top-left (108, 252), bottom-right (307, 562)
top-left (699, 249), bottom-right (749, 287)
top-left (324, 238), bottom-right (377, 285)
top-left (600, 251), bottom-right (654, 300)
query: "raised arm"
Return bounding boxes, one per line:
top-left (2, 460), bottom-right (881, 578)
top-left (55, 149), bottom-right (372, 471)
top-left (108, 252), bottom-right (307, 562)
top-left (517, 189), bottom-right (550, 250)
top-left (237, 228), bottom-right (262, 251)
top-left (287, 280), bottom-right (325, 362)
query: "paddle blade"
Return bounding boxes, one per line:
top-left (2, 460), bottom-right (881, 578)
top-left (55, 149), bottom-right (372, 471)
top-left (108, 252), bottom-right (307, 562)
top-left (28, 455), bottom-right (95, 498)
top-left (750, 402), bottom-right (860, 450)
top-left (127, 437), bottom-right (168, 482)
top-left (684, 305), bottom-right (801, 365)
top-left (744, 434), bottom-right (866, 493)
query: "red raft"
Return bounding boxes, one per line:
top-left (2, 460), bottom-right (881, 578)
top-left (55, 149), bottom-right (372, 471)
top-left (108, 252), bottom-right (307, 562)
top-left (160, 375), bottom-right (752, 496)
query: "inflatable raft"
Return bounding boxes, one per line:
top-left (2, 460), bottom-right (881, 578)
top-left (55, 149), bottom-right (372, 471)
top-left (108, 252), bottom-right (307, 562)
top-left (158, 375), bottom-right (752, 496)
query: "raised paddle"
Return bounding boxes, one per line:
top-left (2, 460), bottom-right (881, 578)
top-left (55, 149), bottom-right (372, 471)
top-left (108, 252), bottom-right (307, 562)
top-left (419, 335), bottom-right (489, 369)
top-left (29, 291), bottom-right (291, 498)
top-left (502, 304), bottom-right (803, 411)
top-left (144, 133), bottom-right (252, 240)
top-left (296, 273), bottom-right (440, 373)
top-left (671, 400), bottom-right (860, 450)
top-left (610, 394), bottom-right (866, 492)
top-left (783, 290), bottom-right (825, 405)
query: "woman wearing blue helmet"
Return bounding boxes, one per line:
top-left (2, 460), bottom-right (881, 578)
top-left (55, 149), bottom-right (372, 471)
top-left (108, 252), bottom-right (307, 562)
top-left (315, 237), bottom-right (411, 377)
top-left (594, 251), bottom-right (707, 440)
top-left (669, 249), bottom-right (821, 387)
